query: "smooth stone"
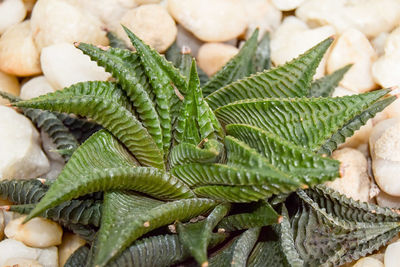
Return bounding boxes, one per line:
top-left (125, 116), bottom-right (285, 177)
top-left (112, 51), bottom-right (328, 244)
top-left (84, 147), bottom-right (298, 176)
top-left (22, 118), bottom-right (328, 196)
top-left (372, 32), bottom-right (389, 57)
top-left (0, 0), bottom-right (26, 35)
top-left (353, 256), bottom-right (383, 267)
top-left (117, 4), bottom-right (177, 53)
top-left (3, 258), bottom-right (43, 267)
top-left (0, 21), bottom-right (41, 76)
top-left (0, 106), bottom-right (50, 179)
top-left (376, 190), bottom-right (400, 209)
top-left (176, 25), bottom-right (203, 57)
top-left (0, 71), bottom-right (19, 105)
top-left (58, 233), bottom-right (86, 267)
top-left (0, 239), bottom-right (58, 267)
top-left (168, 0), bottom-right (247, 42)
top-left (5, 216), bottom-right (63, 248)
top-left (31, 0), bottom-right (108, 51)
top-left (41, 43), bottom-right (111, 91)
top-left (325, 147), bottom-right (371, 202)
top-left (271, 0), bottom-right (304, 11)
top-left (384, 241), bottom-right (400, 267)
top-left (197, 43), bottom-right (238, 76)
top-left (327, 28), bottom-right (377, 93)
top-left (20, 76), bottom-right (55, 100)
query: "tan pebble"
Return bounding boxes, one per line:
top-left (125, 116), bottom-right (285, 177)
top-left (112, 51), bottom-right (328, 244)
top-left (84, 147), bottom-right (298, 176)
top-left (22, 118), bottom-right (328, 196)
top-left (371, 32), bottom-right (389, 57)
top-left (23, 0), bottom-right (37, 12)
top-left (325, 148), bottom-right (371, 202)
top-left (327, 28), bottom-right (377, 93)
top-left (0, 71), bottom-right (20, 105)
top-left (372, 56), bottom-right (400, 88)
top-left (0, 0), bottom-right (27, 34)
top-left (31, 0), bottom-right (108, 51)
top-left (197, 43), bottom-right (238, 76)
top-left (342, 120), bottom-right (373, 149)
top-left (374, 122), bottom-right (400, 161)
top-left (20, 76), bottom-right (55, 100)
top-left (353, 256), bottom-right (383, 267)
top-left (331, 86), bottom-right (355, 97)
top-left (0, 21), bottom-right (41, 77)
top-left (168, 0), bottom-right (247, 42)
top-left (384, 27), bottom-right (400, 57)
top-left (376, 190), bottom-right (400, 209)
top-left (384, 241), bottom-right (400, 267)
top-left (117, 4), bottom-right (177, 52)
top-left (58, 233), bottom-right (86, 267)
top-left (135, 0), bottom-right (161, 4)
top-left (271, 0), bottom-right (304, 11)
top-left (3, 258), bottom-right (43, 267)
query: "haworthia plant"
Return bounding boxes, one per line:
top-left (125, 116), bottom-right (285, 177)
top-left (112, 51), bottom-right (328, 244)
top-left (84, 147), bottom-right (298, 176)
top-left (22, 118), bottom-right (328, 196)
top-left (8, 26), bottom-right (395, 267)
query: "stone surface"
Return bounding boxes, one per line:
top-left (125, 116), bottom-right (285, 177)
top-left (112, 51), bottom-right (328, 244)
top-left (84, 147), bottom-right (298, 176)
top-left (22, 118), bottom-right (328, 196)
top-left (197, 43), bottom-right (238, 76)
top-left (0, 21), bottom-right (41, 76)
top-left (41, 43), bottom-right (111, 91)
top-left (5, 216), bottom-right (63, 248)
top-left (0, 71), bottom-right (20, 105)
top-left (325, 147), bottom-right (371, 202)
top-left (3, 258), bottom-right (43, 267)
top-left (376, 190), bottom-right (400, 209)
top-left (353, 256), bottom-right (383, 267)
top-left (0, 106), bottom-right (50, 179)
top-left (0, 0), bottom-right (27, 35)
top-left (271, 0), bottom-right (304, 11)
top-left (296, 0), bottom-right (400, 38)
top-left (176, 25), bottom-right (203, 57)
top-left (116, 4), bottom-right (177, 52)
top-left (372, 32), bottom-right (389, 57)
top-left (271, 16), bottom-right (335, 79)
top-left (31, 0), bottom-right (108, 51)
top-left (0, 239), bottom-right (58, 267)
top-left (370, 118), bottom-right (400, 197)
top-left (384, 241), bottom-right (400, 267)
top-left (327, 28), bottom-right (377, 93)
top-left (58, 233), bottom-right (86, 267)
top-left (168, 0), bottom-right (247, 42)
top-left (20, 76), bottom-right (55, 100)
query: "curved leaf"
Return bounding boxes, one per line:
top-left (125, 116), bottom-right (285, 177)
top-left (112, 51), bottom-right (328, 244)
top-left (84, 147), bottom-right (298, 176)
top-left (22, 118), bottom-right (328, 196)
top-left (64, 223), bottom-right (97, 242)
top-left (106, 31), bottom-right (129, 49)
top-left (253, 32), bottom-right (271, 73)
top-left (216, 90), bottom-right (389, 150)
top-left (309, 64), bottom-right (351, 97)
top-left (0, 179), bottom-right (48, 204)
top-left (206, 37), bottom-right (333, 110)
top-left (91, 191), bottom-right (217, 266)
top-left (14, 81), bottom-right (164, 169)
top-left (77, 44), bottom-right (163, 152)
top-left (202, 30), bottom-right (259, 96)
top-left (65, 245), bottom-right (89, 267)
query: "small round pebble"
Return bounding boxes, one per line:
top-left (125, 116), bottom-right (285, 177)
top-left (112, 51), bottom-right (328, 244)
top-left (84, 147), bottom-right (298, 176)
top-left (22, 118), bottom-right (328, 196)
top-left (0, 71), bottom-right (20, 105)
top-left (3, 258), bottom-right (43, 267)
top-left (271, 0), bottom-right (304, 11)
top-left (384, 241), bottom-right (400, 267)
top-left (168, 0), bottom-right (247, 42)
top-left (58, 233), bottom-right (86, 267)
top-left (117, 4), bottom-right (177, 52)
top-left (5, 216), bottom-right (63, 248)
top-left (353, 256), bottom-right (383, 267)
top-left (197, 43), bottom-right (238, 76)
top-left (20, 76), bottom-right (55, 100)
top-left (0, 0), bottom-right (27, 35)
top-left (0, 20), bottom-right (41, 76)
top-left (376, 190), bottom-right (400, 209)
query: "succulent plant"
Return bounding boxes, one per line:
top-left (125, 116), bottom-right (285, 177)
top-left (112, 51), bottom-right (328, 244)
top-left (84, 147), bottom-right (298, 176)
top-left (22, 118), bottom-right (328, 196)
top-left (2, 27), bottom-right (399, 267)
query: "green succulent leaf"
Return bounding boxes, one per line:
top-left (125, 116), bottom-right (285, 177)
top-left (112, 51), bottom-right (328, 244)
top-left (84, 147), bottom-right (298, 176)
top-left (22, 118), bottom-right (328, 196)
top-left (106, 31), bottom-right (129, 49)
top-left (0, 179), bottom-right (48, 204)
top-left (202, 30), bottom-right (259, 96)
top-left (91, 190), bottom-right (217, 266)
top-left (292, 185), bottom-right (400, 266)
top-left (217, 90), bottom-right (389, 150)
top-left (206, 37), bottom-right (333, 110)
top-left (253, 32), bottom-right (271, 73)
top-left (309, 64), bottom-right (352, 97)
top-left (217, 201), bottom-right (280, 231)
top-left (64, 223), bottom-right (97, 242)
top-left (65, 245), bottom-right (90, 267)
top-left (209, 227), bottom-right (261, 267)
top-left (14, 81), bottom-right (164, 169)
top-left (177, 203), bottom-right (230, 265)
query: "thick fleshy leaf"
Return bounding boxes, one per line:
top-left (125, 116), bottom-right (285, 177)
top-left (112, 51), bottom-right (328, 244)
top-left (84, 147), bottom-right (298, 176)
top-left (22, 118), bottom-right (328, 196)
top-left (169, 140), bottom-right (223, 169)
top-left (10, 199), bottom-right (102, 227)
top-left (253, 32), bottom-right (271, 73)
top-left (64, 223), bottom-right (97, 242)
top-left (309, 64), bottom-right (351, 97)
top-left (177, 203), bottom-right (230, 265)
top-left (216, 90), bottom-right (389, 150)
top-left (77, 44), bottom-right (163, 152)
top-left (217, 201), bottom-right (280, 231)
top-left (206, 38), bottom-right (333, 110)
top-left (14, 81), bottom-right (164, 169)
top-left (209, 227), bottom-right (261, 267)
top-left (202, 30), bottom-right (259, 96)
top-left (65, 245), bottom-right (90, 267)
top-left (106, 31), bottom-right (129, 49)
top-left (292, 185), bottom-right (400, 266)
top-left (0, 179), bottom-right (48, 204)
top-left (226, 124), bottom-right (340, 184)
top-left (91, 190), bottom-right (217, 266)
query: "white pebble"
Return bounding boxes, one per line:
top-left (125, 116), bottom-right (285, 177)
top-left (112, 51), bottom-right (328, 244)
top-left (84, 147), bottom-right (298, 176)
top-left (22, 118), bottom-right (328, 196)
top-left (332, 86), bottom-right (355, 97)
top-left (41, 130), bottom-right (65, 180)
top-left (3, 258), bottom-right (43, 267)
top-left (0, 239), bottom-right (57, 267)
top-left (296, 0), bottom-right (400, 38)
top-left (197, 43), bottom-right (238, 76)
top-left (0, 106), bottom-right (50, 179)
top-left (20, 76), bottom-right (55, 101)
top-left (5, 216), bottom-right (63, 248)
top-left (0, 0), bottom-right (27, 35)
top-left (116, 4), bottom-right (177, 53)
top-left (168, 0), bottom-right (247, 42)
top-left (271, 0), bottom-right (304, 11)
top-left (271, 16), bottom-right (335, 79)
top-left (376, 190), bottom-right (400, 209)
top-left (242, 0), bottom-right (281, 39)
top-left (58, 233), bottom-right (86, 267)
top-left (372, 32), bottom-right (389, 57)
top-left (0, 71), bottom-right (20, 105)
top-left (327, 28), bottom-right (377, 93)
top-left (342, 120), bottom-right (373, 149)
top-left (325, 148), bottom-right (371, 202)
top-left (384, 27), bottom-right (400, 57)
top-left (135, 0), bottom-right (161, 4)
top-left (353, 256), bottom-right (383, 267)
top-left (41, 43), bottom-right (111, 91)
top-left (176, 25), bottom-right (203, 56)
top-left (370, 118), bottom-right (400, 197)
top-left (0, 21), bottom-right (41, 77)
top-left (31, 0), bottom-right (108, 51)
top-left (384, 241), bottom-right (400, 267)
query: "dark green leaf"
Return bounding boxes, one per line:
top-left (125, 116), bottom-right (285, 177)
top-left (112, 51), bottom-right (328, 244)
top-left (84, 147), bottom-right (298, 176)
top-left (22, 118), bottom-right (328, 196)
top-left (309, 64), bottom-right (351, 97)
top-left (64, 245), bottom-right (89, 267)
top-left (0, 179), bottom-right (48, 204)
top-left (107, 31), bottom-right (129, 49)
top-left (253, 32), bottom-right (271, 72)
